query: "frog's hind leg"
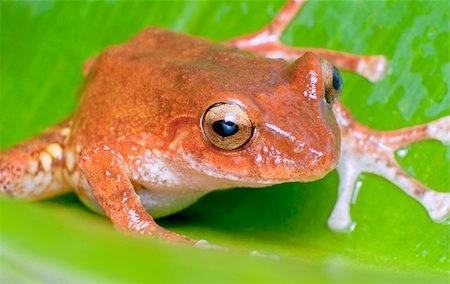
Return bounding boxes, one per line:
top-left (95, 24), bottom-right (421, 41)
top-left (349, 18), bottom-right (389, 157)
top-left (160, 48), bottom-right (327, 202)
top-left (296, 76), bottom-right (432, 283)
top-left (328, 106), bottom-right (450, 232)
top-left (0, 120), bottom-right (72, 200)
top-left (226, 0), bottom-right (387, 82)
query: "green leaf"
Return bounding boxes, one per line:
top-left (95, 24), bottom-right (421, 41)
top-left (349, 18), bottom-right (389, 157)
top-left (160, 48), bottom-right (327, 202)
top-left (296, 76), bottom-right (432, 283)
top-left (1, 1), bottom-right (449, 282)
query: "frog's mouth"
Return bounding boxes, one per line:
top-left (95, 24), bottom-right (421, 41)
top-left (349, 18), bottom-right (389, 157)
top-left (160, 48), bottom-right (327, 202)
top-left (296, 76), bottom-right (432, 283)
top-left (181, 151), bottom-right (335, 190)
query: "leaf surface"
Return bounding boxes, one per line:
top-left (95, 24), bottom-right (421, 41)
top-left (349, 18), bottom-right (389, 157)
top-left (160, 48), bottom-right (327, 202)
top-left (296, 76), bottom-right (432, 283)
top-left (1, 1), bottom-right (448, 282)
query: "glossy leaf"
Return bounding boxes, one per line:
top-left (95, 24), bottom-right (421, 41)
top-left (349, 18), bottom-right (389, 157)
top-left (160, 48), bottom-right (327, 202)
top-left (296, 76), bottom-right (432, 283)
top-left (1, 1), bottom-right (449, 282)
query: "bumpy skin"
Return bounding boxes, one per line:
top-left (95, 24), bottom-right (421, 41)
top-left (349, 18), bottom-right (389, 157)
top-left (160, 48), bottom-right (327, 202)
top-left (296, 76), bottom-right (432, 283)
top-left (1, 0), bottom-right (449, 244)
top-left (0, 22), bottom-right (340, 244)
top-left (73, 28), bottom-right (339, 183)
top-left (75, 28), bottom-right (340, 243)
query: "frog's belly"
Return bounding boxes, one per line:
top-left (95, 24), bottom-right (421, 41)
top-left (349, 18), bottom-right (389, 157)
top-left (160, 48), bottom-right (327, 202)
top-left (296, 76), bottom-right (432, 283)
top-left (137, 189), bottom-right (206, 218)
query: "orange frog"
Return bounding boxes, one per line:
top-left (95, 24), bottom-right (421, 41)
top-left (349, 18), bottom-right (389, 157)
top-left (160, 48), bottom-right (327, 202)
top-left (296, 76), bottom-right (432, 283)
top-left (1, 0), bottom-right (448, 245)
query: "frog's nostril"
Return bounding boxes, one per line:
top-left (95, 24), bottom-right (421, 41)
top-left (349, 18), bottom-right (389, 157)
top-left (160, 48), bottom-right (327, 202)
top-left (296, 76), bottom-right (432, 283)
top-left (332, 66), bottom-right (343, 92)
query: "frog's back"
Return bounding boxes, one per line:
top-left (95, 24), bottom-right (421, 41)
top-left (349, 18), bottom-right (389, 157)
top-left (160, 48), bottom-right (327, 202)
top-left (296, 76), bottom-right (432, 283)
top-left (69, 27), bottom-right (288, 147)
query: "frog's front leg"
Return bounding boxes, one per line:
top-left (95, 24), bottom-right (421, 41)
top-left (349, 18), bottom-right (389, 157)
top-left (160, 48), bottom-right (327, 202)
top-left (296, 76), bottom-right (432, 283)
top-left (329, 107), bottom-right (450, 231)
top-left (226, 0), bottom-right (387, 82)
top-left (78, 142), bottom-right (194, 245)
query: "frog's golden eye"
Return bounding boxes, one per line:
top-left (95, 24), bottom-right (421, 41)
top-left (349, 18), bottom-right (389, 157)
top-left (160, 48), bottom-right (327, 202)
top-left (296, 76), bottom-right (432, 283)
top-left (321, 59), bottom-right (343, 105)
top-left (201, 103), bottom-right (254, 151)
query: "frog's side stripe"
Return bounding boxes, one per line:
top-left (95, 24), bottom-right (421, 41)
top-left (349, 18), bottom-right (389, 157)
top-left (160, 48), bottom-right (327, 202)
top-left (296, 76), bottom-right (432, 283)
top-left (0, 120), bottom-right (72, 200)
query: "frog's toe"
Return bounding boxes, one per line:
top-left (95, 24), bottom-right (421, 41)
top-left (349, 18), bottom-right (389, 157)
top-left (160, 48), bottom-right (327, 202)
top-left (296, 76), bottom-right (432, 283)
top-left (327, 215), bottom-right (356, 233)
top-left (426, 116), bottom-right (450, 145)
top-left (356, 55), bottom-right (388, 83)
top-left (422, 191), bottom-right (450, 223)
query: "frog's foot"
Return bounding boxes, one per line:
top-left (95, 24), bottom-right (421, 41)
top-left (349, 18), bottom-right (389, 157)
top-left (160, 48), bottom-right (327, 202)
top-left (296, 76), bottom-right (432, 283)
top-left (225, 0), bottom-right (387, 82)
top-left (328, 104), bottom-right (450, 232)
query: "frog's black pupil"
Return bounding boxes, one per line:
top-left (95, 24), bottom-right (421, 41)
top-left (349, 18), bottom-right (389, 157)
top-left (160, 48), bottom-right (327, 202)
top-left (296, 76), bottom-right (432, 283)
top-left (212, 120), bottom-right (239, 137)
top-left (332, 66), bottom-right (343, 91)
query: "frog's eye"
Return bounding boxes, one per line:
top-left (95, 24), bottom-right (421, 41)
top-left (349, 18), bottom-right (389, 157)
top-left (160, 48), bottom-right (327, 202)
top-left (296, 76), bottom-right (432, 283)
top-left (201, 103), bottom-right (254, 151)
top-left (321, 59), bottom-right (343, 105)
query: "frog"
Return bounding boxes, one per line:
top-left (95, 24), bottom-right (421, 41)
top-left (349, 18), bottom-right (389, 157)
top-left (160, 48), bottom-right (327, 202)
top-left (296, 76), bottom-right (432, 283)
top-left (1, 0), bottom-right (449, 245)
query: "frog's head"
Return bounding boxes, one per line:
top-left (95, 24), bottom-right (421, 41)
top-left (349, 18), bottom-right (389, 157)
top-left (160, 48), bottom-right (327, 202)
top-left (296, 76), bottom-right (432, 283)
top-left (171, 52), bottom-right (342, 187)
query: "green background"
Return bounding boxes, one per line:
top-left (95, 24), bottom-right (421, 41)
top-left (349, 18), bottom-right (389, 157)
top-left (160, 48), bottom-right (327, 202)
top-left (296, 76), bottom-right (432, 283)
top-left (1, 0), bottom-right (449, 282)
